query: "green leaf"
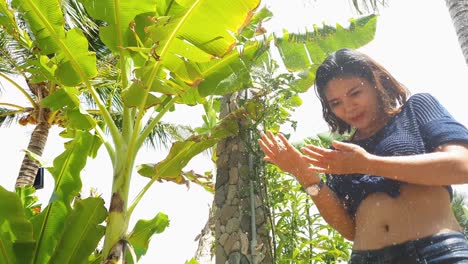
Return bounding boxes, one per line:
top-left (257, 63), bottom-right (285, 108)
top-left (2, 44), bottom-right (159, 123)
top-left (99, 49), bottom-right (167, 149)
top-left (41, 87), bottom-right (81, 111)
top-left (48, 130), bottom-right (93, 205)
top-left (78, 0), bottom-right (157, 53)
top-left (275, 14), bottom-right (377, 71)
top-left (0, 0), bottom-right (18, 37)
top-left (54, 28), bottom-right (97, 86)
top-left (41, 87), bottom-right (97, 130)
top-left (11, 0), bottom-right (65, 55)
top-left (66, 107), bottom-right (95, 130)
top-left (128, 0), bottom-right (260, 107)
top-left (15, 186), bottom-right (41, 219)
top-left (185, 258), bottom-right (200, 264)
top-left (31, 201), bottom-right (68, 264)
top-left (197, 41), bottom-right (269, 97)
top-left (128, 213), bottom-right (169, 260)
top-left (138, 111), bottom-right (240, 179)
top-left (11, 0), bottom-right (97, 86)
top-left (0, 186), bottom-right (35, 264)
top-left (49, 198), bottom-right (107, 264)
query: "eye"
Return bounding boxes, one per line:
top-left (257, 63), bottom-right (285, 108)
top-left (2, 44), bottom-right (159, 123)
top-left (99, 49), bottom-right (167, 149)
top-left (350, 90), bottom-right (361, 96)
top-left (329, 101), bottom-right (341, 108)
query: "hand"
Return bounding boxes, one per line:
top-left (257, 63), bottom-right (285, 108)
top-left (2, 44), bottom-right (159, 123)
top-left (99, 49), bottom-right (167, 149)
top-left (301, 141), bottom-right (371, 175)
top-left (258, 131), bottom-right (320, 183)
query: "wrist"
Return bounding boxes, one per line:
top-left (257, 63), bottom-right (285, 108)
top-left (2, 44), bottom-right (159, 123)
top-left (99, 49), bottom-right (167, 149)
top-left (305, 179), bottom-right (325, 196)
top-left (361, 153), bottom-right (376, 174)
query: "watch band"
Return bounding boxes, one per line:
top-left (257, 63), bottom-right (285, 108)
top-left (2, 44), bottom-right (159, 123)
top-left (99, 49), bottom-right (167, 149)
top-left (305, 179), bottom-right (325, 196)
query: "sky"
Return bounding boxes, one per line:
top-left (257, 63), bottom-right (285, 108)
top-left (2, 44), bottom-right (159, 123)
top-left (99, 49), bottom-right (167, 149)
top-left (1, 0), bottom-right (468, 263)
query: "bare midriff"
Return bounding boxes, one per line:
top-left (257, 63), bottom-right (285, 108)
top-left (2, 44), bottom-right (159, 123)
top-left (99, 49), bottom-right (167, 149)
top-left (352, 184), bottom-right (462, 250)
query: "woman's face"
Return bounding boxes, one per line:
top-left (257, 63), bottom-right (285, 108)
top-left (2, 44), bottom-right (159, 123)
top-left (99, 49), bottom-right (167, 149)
top-left (324, 76), bottom-right (387, 137)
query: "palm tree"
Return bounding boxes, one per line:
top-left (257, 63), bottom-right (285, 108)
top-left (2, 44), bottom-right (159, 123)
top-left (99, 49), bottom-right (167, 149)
top-left (445, 0), bottom-right (468, 65)
top-left (0, 0), bottom-right (106, 188)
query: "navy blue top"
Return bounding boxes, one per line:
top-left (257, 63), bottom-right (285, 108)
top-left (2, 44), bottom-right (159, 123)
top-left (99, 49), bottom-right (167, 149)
top-left (326, 93), bottom-right (468, 216)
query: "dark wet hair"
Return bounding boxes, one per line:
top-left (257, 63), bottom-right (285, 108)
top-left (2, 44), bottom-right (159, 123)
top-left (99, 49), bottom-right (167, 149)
top-left (314, 48), bottom-right (410, 134)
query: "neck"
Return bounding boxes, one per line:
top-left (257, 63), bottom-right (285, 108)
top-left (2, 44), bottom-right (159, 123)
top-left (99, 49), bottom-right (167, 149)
top-left (353, 114), bottom-right (392, 140)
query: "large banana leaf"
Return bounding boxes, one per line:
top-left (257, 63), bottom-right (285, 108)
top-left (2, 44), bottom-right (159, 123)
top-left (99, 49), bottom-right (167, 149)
top-left (272, 14), bottom-right (377, 93)
top-left (48, 130), bottom-right (94, 205)
top-left (30, 131), bottom-right (93, 263)
top-left (30, 201), bottom-right (68, 264)
top-left (137, 110), bottom-right (242, 181)
top-left (275, 15), bottom-right (377, 71)
top-left (121, 0), bottom-right (261, 108)
top-left (41, 87), bottom-right (96, 130)
top-left (0, 186), bottom-right (35, 264)
top-left (78, 0), bottom-right (157, 53)
top-left (10, 0), bottom-right (97, 86)
top-left (49, 198), bottom-right (107, 264)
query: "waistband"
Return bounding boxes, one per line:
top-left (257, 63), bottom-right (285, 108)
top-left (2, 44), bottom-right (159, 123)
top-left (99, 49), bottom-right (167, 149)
top-left (352, 231), bottom-right (467, 257)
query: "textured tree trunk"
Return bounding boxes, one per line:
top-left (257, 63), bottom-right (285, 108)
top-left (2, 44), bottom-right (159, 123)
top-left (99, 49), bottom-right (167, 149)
top-left (214, 93), bottom-right (272, 264)
top-left (194, 204), bottom-right (216, 263)
top-left (16, 81), bottom-right (50, 188)
top-left (446, 0), bottom-right (468, 65)
top-left (15, 120), bottom-right (51, 187)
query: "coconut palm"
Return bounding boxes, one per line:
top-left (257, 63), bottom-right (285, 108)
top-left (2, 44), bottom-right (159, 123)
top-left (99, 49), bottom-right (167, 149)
top-left (445, 0), bottom-right (468, 65)
top-left (0, 0), bottom-right (107, 188)
top-left (0, 0), bottom-right (187, 189)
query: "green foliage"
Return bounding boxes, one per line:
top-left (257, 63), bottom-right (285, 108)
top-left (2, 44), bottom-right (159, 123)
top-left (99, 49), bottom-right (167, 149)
top-left (1, 0), bottom-right (377, 262)
top-left (1, 0), bottom-right (263, 262)
top-left (452, 191), bottom-right (468, 234)
top-left (128, 212), bottom-right (170, 261)
top-left (49, 198), bottom-right (107, 264)
top-left (15, 186), bottom-right (41, 219)
top-left (0, 186), bottom-right (35, 264)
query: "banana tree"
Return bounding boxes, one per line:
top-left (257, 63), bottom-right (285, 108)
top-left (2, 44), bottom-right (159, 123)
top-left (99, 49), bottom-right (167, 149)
top-left (0, 0), bottom-right (271, 262)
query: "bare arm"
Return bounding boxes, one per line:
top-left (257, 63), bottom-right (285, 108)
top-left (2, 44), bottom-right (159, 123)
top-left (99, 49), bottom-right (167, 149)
top-left (368, 143), bottom-right (468, 185)
top-left (258, 131), bottom-right (355, 240)
top-left (304, 141), bottom-right (468, 186)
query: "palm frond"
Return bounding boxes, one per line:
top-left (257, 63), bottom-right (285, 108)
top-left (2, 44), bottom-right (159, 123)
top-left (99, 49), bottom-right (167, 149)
top-left (0, 31), bottom-right (32, 76)
top-left (62, 0), bottom-right (110, 57)
top-left (349, 0), bottom-right (387, 14)
top-left (0, 107), bottom-right (28, 127)
top-left (144, 122), bottom-right (193, 150)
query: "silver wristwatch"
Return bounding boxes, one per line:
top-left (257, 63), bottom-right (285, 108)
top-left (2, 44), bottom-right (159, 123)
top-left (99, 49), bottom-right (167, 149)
top-left (305, 179), bottom-right (325, 196)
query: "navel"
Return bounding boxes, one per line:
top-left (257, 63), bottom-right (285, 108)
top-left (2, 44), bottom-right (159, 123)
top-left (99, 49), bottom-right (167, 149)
top-left (384, 224), bottom-right (390, 232)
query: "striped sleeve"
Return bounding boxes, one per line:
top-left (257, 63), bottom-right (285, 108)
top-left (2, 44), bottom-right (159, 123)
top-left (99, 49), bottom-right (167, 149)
top-left (410, 93), bottom-right (468, 151)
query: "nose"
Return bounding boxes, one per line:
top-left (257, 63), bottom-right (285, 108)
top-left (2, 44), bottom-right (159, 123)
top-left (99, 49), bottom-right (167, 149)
top-left (343, 98), bottom-right (357, 117)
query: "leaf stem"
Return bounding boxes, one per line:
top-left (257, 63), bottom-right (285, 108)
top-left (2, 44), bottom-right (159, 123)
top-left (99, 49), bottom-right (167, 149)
top-left (0, 72), bottom-right (36, 108)
top-left (127, 178), bottom-right (156, 217)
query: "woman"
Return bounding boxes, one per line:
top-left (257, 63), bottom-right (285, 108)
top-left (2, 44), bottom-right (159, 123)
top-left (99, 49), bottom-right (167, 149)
top-left (258, 48), bottom-right (468, 263)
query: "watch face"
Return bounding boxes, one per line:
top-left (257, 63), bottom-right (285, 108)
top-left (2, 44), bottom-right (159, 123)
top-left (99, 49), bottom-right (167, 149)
top-left (306, 185), bottom-right (320, 196)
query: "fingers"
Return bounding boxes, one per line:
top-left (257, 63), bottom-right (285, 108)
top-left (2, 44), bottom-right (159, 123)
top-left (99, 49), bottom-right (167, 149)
top-left (332, 140), bottom-right (355, 150)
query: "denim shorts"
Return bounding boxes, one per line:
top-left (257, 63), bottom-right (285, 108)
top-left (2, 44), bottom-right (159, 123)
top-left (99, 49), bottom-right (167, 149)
top-left (349, 231), bottom-right (468, 264)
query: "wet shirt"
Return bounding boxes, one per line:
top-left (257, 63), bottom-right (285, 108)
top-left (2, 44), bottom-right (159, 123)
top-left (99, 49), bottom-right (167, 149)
top-left (326, 93), bottom-right (468, 216)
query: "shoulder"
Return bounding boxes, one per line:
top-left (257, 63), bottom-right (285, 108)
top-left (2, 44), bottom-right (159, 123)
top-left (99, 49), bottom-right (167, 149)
top-left (406, 93), bottom-right (441, 107)
top-left (403, 93), bottom-right (448, 117)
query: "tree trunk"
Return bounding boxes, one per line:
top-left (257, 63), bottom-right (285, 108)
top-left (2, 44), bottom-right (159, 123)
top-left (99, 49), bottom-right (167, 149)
top-left (446, 0), bottom-right (468, 65)
top-left (214, 93), bottom-right (272, 264)
top-left (15, 120), bottom-right (51, 187)
top-left (194, 204), bottom-right (216, 263)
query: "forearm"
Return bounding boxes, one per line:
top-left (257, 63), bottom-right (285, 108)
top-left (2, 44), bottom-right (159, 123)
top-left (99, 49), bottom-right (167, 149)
top-left (310, 185), bottom-right (355, 241)
top-left (367, 148), bottom-right (468, 185)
